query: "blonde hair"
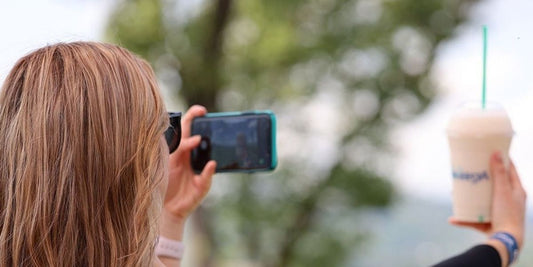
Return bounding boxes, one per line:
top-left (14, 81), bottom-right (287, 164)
top-left (0, 42), bottom-right (168, 266)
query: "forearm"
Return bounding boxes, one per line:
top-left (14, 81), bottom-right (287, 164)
top-left (433, 244), bottom-right (502, 267)
top-left (157, 211), bottom-right (187, 267)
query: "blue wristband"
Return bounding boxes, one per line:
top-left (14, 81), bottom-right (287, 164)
top-left (490, 232), bottom-right (519, 266)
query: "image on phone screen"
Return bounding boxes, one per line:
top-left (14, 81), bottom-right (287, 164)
top-left (191, 114), bottom-right (273, 172)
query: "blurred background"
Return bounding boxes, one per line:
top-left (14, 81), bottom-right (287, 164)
top-left (1, 0), bottom-right (533, 266)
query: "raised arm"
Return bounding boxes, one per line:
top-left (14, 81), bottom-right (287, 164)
top-left (434, 152), bottom-right (526, 267)
top-left (156, 105), bottom-right (216, 267)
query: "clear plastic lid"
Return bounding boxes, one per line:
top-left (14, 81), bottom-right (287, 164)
top-left (446, 102), bottom-right (514, 137)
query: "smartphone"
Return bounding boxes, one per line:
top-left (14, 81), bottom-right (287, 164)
top-left (190, 111), bottom-right (277, 173)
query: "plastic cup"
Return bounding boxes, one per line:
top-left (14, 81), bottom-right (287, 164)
top-left (446, 102), bottom-right (514, 222)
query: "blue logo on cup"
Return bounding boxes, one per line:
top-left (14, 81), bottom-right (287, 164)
top-left (452, 169), bottom-right (489, 184)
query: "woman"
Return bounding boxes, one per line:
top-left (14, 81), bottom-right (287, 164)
top-left (0, 42), bottom-right (215, 266)
top-left (434, 153), bottom-right (526, 267)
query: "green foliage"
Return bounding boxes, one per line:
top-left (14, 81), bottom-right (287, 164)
top-left (106, 0), bottom-right (165, 60)
top-left (106, 0), bottom-right (480, 266)
top-left (329, 165), bottom-right (393, 207)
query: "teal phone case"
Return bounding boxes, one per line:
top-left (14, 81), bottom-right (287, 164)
top-left (193, 110), bottom-right (277, 172)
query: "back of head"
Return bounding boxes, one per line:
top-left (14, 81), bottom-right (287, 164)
top-left (0, 42), bottom-right (167, 266)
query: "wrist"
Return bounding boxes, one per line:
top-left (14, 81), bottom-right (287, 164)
top-left (159, 209), bottom-right (187, 241)
top-left (488, 232), bottom-right (520, 266)
top-left (494, 227), bottom-right (524, 249)
top-left (155, 236), bottom-right (184, 260)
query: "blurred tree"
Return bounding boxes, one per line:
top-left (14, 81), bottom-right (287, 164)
top-left (107, 0), bottom-right (480, 266)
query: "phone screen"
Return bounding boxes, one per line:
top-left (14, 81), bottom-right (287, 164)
top-left (191, 113), bottom-right (273, 172)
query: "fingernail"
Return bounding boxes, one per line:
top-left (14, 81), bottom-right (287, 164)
top-left (494, 152), bottom-right (502, 162)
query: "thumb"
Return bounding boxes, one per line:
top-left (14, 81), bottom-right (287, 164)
top-left (490, 152), bottom-right (511, 192)
top-left (448, 217), bottom-right (492, 233)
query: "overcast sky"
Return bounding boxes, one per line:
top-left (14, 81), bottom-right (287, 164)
top-left (0, 0), bottom-right (113, 82)
top-left (1, 0), bottom-right (533, 209)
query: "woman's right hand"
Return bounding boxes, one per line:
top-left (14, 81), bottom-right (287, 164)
top-left (449, 152), bottom-right (527, 248)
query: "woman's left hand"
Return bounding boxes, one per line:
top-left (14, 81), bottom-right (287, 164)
top-left (163, 105), bottom-right (216, 223)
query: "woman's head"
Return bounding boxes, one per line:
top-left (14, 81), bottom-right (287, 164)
top-left (0, 42), bottom-right (168, 266)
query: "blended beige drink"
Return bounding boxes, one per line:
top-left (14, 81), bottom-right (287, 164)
top-left (446, 103), bottom-right (513, 222)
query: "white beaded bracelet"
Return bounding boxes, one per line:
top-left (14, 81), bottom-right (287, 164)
top-left (155, 236), bottom-right (185, 260)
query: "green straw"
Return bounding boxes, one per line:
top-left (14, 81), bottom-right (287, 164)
top-left (482, 25), bottom-right (487, 109)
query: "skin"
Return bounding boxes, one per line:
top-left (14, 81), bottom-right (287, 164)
top-left (449, 152), bottom-right (527, 267)
top-left (152, 112), bottom-right (527, 267)
top-left (155, 105), bottom-right (217, 267)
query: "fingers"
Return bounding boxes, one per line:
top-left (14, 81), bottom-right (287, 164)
top-left (196, 160), bottom-right (216, 194)
top-left (490, 152), bottom-right (512, 192)
top-left (177, 135), bottom-right (201, 153)
top-left (181, 105), bottom-right (207, 138)
top-left (169, 135), bottom-right (201, 165)
top-left (509, 161), bottom-right (525, 193)
top-left (448, 217), bottom-right (492, 233)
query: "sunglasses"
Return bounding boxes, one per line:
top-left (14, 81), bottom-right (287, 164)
top-left (165, 112), bottom-right (182, 154)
